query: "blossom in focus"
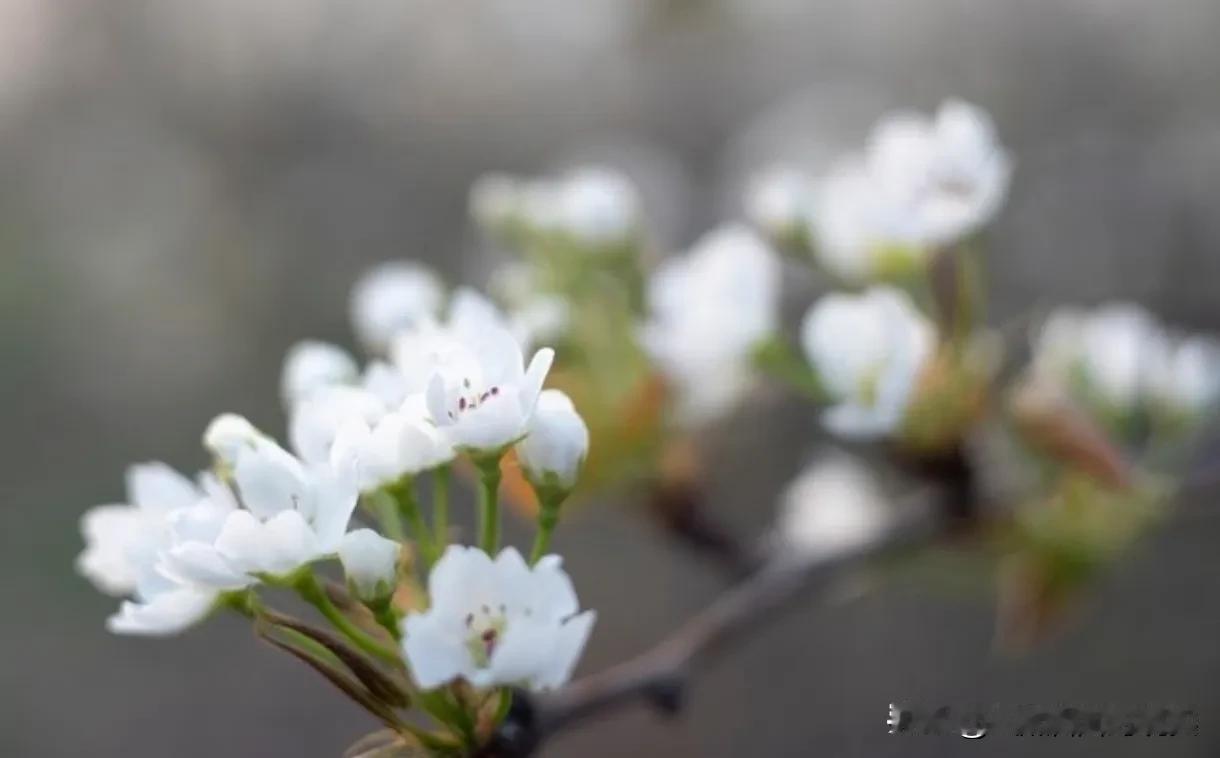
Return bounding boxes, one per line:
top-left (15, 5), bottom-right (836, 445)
top-left (338, 528), bottom-right (401, 601)
top-left (422, 327), bottom-right (554, 454)
top-left (639, 224), bottom-right (781, 424)
top-left (329, 394), bottom-right (456, 492)
top-left (349, 262), bottom-right (445, 353)
top-left (281, 340), bottom-right (359, 406)
top-left (801, 287), bottom-right (934, 438)
top-left (160, 437), bottom-right (358, 585)
top-left (515, 389), bottom-right (589, 490)
top-left (402, 546), bottom-right (595, 692)
top-left (471, 166), bottom-right (641, 247)
top-left (777, 454), bottom-right (891, 558)
top-left (77, 463), bottom-right (222, 636)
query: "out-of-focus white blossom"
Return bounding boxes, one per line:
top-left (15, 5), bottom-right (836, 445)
top-left (745, 167), bottom-right (815, 240)
top-left (801, 287), bottom-right (934, 438)
top-left (281, 340), bottom-right (359, 406)
top-left (161, 437), bottom-right (358, 585)
top-left (330, 394), bottom-right (456, 492)
top-left (1035, 303), bottom-right (1220, 423)
top-left (77, 463), bottom-right (223, 636)
top-left (350, 262), bottom-right (445, 353)
top-left (777, 454), bottom-right (891, 558)
top-left (806, 99), bottom-right (1010, 282)
top-left (1147, 336), bottom-right (1220, 417)
top-left (1033, 303), bottom-right (1164, 412)
top-left (516, 389), bottom-right (589, 490)
top-left (402, 546), bottom-right (595, 692)
top-left (338, 528), bottom-right (400, 601)
top-left (471, 166), bottom-right (641, 246)
top-left (640, 225), bottom-right (781, 424)
top-left (492, 262), bottom-right (571, 349)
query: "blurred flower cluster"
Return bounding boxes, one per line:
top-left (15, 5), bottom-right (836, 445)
top-left (76, 98), bottom-right (1220, 755)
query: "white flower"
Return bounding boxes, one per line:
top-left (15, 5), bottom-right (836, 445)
top-left (745, 167), bottom-right (815, 240)
top-left (807, 99), bottom-right (1010, 280)
top-left (350, 262), bottom-right (445, 352)
top-left (472, 166), bottom-right (640, 246)
top-left (160, 438), bottom-right (359, 585)
top-left (867, 99), bottom-right (1011, 246)
top-left (338, 529), bottom-right (401, 601)
top-left (423, 328), bottom-right (555, 454)
top-left (330, 394), bottom-right (456, 492)
top-left (1033, 303), bottom-right (1165, 412)
top-left (1147, 336), bottom-right (1220, 416)
top-left (203, 413), bottom-right (265, 470)
top-left (777, 454), bottom-right (891, 558)
top-left (801, 287), bottom-right (934, 438)
top-left (402, 546), bottom-right (595, 692)
top-left (289, 385), bottom-right (389, 466)
top-left (492, 263), bottom-right (571, 350)
top-left (640, 224), bottom-right (781, 423)
top-left (516, 389), bottom-right (589, 490)
top-left (281, 341), bottom-right (359, 406)
top-left (77, 463), bottom-right (223, 636)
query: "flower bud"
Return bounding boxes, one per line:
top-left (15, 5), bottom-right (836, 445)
top-left (516, 390), bottom-right (589, 492)
top-left (777, 454), bottom-right (890, 558)
top-left (203, 414), bottom-right (263, 470)
top-left (338, 529), bottom-right (401, 602)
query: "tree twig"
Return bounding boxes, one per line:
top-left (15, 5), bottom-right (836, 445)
top-left (482, 505), bottom-right (941, 757)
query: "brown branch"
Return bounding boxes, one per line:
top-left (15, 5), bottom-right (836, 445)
top-left (482, 504), bottom-right (942, 757)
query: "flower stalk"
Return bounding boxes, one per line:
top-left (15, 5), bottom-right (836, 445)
top-left (292, 570), bottom-right (401, 666)
top-left (475, 455), bottom-right (504, 554)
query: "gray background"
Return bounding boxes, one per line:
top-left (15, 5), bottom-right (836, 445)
top-left (2, 0), bottom-right (1219, 755)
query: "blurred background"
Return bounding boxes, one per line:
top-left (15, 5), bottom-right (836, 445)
top-left (3, 0), bottom-right (1220, 755)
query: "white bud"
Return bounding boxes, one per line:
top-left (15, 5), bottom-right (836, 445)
top-left (516, 389), bottom-right (589, 491)
top-left (203, 414), bottom-right (263, 469)
top-left (777, 454), bottom-right (890, 558)
top-left (338, 529), bottom-right (401, 601)
top-left (281, 340), bottom-right (359, 407)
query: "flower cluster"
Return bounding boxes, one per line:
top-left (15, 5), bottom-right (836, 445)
top-left (79, 263), bottom-right (594, 753)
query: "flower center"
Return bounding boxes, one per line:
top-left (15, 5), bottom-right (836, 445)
top-left (446, 378), bottom-right (502, 421)
top-left (463, 603), bottom-right (508, 668)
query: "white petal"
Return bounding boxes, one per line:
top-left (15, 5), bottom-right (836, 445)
top-left (260, 510), bottom-right (324, 575)
top-left (160, 543), bottom-right (251, 590)
top-left (76, 505), bottom-right (146, 596)
top-left (402, 611), bottom-right (476, 690)
top-left (281, 340), bottom-right (358, 406)
top-left (531, 610), bottom-right (596, 691)
top-left (127, 463), bottom-right (200, 514)
top-left (106, 586), bottom-right (218, 637)
top-left (339, 529), bottom-right (400, 599)
top-left (308, 468), bottom-right (359, 553)
top-left (233, 440), bottom-right (310, 520)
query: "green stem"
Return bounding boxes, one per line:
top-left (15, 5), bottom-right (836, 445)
top-left (388, 477), bottom-right (435, 569)
top-left (529, 489), bottom-right (567, 565)
top-left (294, 571), bottom-right (401, 666)
top-left (432, 465), bottom-right (451, 548)
top-left (476, 457), bottom-right (503, 554)
top-left (367, 491), bottom-right (404, 542)
top-left (369, 597), bottom-right (402, 642)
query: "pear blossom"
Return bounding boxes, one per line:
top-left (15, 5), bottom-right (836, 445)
top-left (806, 99), bottom-right (1010, 281)
top-left (744, 167), bottom-right (815, 241)
top-left (329, 394), bottom-right (456, 492)
top-left (350, 261), bottom-right (445, 352)
top-left (338, 529), bottom-right (401, 601)
top-left (471, 166), bottom-right (641, 246)
top-left (281, 341), bottom-right (359, 406)
top-left (639, 225), bottom-right (781, 423)
top-left (516, 389), bottom-right (589, 490)
top-left (160, 437), bottom-right (359, 585)
top-left (402, 546), bottom-right (595, 692)
top-left (777, 454), bottom-right (891, 558)
top-left (801, 287), bottom-right (934, 438)
top-left (422, 327), bottom-right (555, 454)
top-left (1033, 303), bottom-right (1166, 412)
top-left (289, 385), bottom-right (389, 466)
top-left (77, 463), bottom-right (223, 636)
top-left (1147, 336), bottom-right (1220, 417)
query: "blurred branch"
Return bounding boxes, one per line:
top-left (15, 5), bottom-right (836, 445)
top-left (482, 502), bottom-right (942, 757)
